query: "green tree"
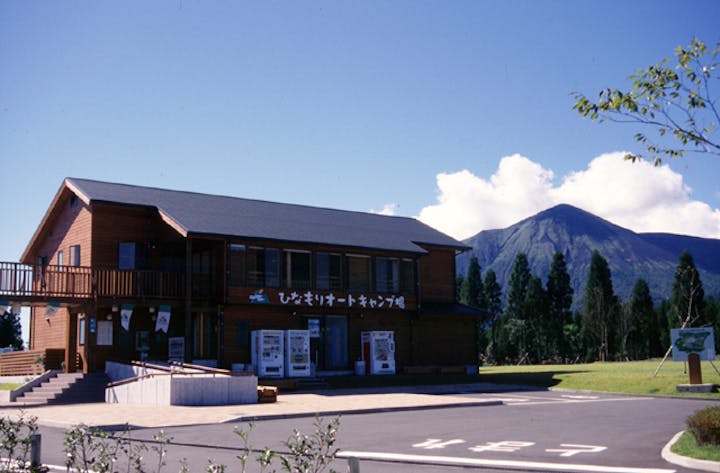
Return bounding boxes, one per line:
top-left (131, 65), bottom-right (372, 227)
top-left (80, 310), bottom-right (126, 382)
top-left (626, 279), bottom-right (655, 360)
top-left (505, 253), bottom-right (531, 319)
top-left (483, 269), bottom-right (502, 320)
top-left (573, 37), bottom-right (720, 164)
top-left (460, 255), bottom-right (483, 309)
top-left (525, 275), bottom-right (547, 363)
top-left (582, 251), bottom-right (618, 361)
top-left (669, 251), bottom-right (705, 328)
top-left (0, 308), bottom-right (23, 350)
top-left (482, 269), bottom-right (503, 364)
top-left (546, 252), bottom-right (574, 361)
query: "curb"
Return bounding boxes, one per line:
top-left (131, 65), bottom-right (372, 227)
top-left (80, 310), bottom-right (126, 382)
top-left (230, 399), bottom-right (504, 423)
top-left (661, 431), bottom-right (720, 472)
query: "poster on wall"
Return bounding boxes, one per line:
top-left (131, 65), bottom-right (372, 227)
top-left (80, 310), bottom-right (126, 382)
top-left (120, 304), bottom-right (134, 331)
top-left (97, 320), bottom-right (113, 346)
top-left (155, 305), bottom-right (171, 333)
top-left (168, 337), bottom-right (184, 362)
top-left (308, 319), bottom-right (320, 338)
top-left (671, 328), bottom-right (716, 361)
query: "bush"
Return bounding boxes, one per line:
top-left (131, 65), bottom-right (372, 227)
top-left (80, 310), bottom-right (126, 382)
top-left (687, 406), bottom-right (720, 446)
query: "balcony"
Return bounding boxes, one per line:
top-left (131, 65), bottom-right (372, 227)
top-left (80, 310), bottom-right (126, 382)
top-left (0, 262), bottom-right (188, 304)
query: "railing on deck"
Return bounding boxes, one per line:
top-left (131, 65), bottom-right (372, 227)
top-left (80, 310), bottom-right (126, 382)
top-left (0, 262), bottom-right (187, 301)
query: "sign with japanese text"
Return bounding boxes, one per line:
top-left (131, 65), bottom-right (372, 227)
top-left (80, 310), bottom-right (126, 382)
top-left (672, 328), bottom-right (716, 361)
top-left (248, 290), bottom-right (407, 310)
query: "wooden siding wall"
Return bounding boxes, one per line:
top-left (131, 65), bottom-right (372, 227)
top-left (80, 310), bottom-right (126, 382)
top-left (418, 248), bottom-right (457, 303)
top-left (91, 204), bottom-right (183, 268)
top-left (32, 189), bottom-right (92, 267)
top-left (30, 306), bottom-right (68, 350)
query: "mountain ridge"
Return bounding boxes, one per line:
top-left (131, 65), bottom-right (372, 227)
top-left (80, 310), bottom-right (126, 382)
top-left (456, 204), bottom-right (720, 306)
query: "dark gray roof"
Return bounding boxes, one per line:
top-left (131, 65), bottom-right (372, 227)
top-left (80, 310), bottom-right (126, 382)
top-left (66, 178), bottom-right (467, 254)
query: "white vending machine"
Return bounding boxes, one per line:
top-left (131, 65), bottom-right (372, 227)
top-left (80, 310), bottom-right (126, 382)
top-left (361, 331), bottom-right (396, 375)
top-left (251, 330), bottom-right (284, 378)
top-left (284, 330), bottom-right (311, 377)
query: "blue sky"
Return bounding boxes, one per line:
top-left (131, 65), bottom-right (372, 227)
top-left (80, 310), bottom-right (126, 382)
top-left (2, 0), bottom-right (720, 265)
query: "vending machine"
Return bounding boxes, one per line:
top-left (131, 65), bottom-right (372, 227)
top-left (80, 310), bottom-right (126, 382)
top-left (361, 331), bottom-right (396, 375)
top-left (251, 330), bottom-right (284, 378)
top-left (284, 330), bottom-right (311, 377)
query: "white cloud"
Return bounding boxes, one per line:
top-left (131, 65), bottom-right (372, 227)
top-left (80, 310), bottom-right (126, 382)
top-left (418, 152), bottom-right (720, 240)
top-left (371, 203), bottom-right (399, 216)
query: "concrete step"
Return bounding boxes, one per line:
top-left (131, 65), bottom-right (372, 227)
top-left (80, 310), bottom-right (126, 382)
top-left (15, 372), bottom-right (110, 405)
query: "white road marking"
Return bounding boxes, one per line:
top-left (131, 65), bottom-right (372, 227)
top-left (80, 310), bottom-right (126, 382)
top-left (337, 450), bottom-right (676, 473)
top-left (412, 438), bottom-right (466, 449)
top-left (562, 395), bottom-right (600, 400)
top-left (547, 444), bottom-right (608, 457)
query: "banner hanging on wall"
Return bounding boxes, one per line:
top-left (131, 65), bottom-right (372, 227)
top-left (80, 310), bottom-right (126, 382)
top-left (45, 301), bottom-right (60, 318)
top-left (155, 305), bottom-right (171, 333)
top-left (120, 304), bottom-right (134, 331)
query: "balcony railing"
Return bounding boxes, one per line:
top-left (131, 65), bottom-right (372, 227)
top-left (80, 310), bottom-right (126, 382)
top-left (0, 262), bottom-right (187, 302)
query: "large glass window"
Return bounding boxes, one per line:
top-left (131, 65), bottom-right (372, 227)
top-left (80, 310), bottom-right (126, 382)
top-left (265, 248), bottom-right (280, 287)
top-left (400, 258), bottom-right (416, 294)
top-left (347, 255), bottom-right (371, 292)
top-left (118, 242), bottom-right (136, 270)
top-left (69, 245), bottom-right (81, 267)
top-left (375, 257), bottom-right (399, 293)
top-left (316, 252), bottom-right (342, 291)
top-left (285, 250), bottom-right (311, 289)
top-left (247, 247), bottom-right (280, 288)
top-left (228, 244), bottom-right (246, 287)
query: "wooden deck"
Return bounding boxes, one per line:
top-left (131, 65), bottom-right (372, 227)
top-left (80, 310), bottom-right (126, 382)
top-left (0, 261), bottom-right (186, 305)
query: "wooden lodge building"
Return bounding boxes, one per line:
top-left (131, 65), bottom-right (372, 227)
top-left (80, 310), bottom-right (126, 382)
top-left (4, 178), bottom-right (485, 375)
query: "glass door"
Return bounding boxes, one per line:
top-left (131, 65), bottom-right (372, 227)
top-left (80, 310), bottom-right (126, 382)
top-left (323, 315), bottom-right (348, 370)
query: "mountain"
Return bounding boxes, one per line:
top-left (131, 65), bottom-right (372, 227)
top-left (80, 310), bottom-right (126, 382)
top-left (456, 204), bottom-right (720, 307)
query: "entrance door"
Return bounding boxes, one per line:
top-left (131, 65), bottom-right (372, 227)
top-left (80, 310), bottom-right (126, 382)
top-left (323, 315), bottom-right (348, 370)
top-left (306, 315), bottom-right (348, 370)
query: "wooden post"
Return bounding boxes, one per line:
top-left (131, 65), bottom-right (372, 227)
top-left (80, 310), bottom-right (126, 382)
top-left (688, 353), bottom-right (702, 385)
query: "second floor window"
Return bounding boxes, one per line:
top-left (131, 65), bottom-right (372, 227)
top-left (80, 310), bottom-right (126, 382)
top-left (247, 247), bottom-right (280, 288)
top-left (285, 250), bottom-right (311, 289)
top-left (316, 252), bottom-right (342, 290)
top-left (228, 244), bottom-right (246, 287)
top-left (119, 243), bottom-right (136, 270)
top-left (347, 255), bottom-right (371, 292)
top-left (375, 257), bottom-right (399, 293)
top-left (69, 245), bottom-right (81, 267)
top-left (57, 250), bottom-right (63, 269)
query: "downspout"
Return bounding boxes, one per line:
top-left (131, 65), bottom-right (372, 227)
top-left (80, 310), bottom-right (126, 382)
top-left (185, 238), bottom-right (192, 363)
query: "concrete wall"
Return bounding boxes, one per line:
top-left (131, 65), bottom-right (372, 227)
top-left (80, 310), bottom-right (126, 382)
top-left (105, 362), bottom-right (257, 406)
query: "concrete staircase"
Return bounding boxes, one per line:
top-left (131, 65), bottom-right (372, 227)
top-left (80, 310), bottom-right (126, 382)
top-left (14, 372), bottom-right (110, 404)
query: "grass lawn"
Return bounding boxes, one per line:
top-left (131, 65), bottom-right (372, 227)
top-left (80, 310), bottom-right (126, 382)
top-left (477, 359), bottom-right (720, 398)
top-left (671, 431), bottom-right (720, 462)
top-left (0, 383), bottom-right (21, 390)
top-left (319, 359), bottom-right (720, 398)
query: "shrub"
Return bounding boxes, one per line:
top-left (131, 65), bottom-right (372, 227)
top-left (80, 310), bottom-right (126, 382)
top-left (687, 406), bottom-right (720, 446)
